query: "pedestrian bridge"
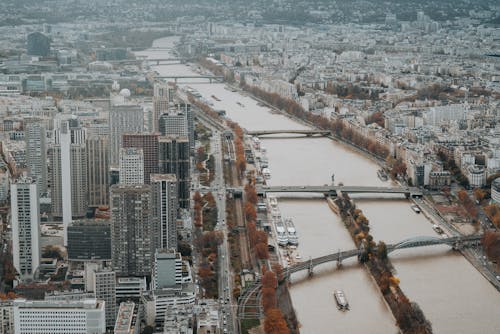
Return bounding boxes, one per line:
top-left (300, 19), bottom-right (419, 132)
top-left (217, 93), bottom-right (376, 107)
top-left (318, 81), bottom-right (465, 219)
top-left (255, 185), bottom-right (423, 198)
top-left (247, 129), bottom-right (331, 137)
top-left (284, 234), bottom-right (482, 278)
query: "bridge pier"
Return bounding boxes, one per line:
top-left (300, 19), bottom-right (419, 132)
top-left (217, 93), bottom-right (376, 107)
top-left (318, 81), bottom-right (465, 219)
top-left (336, 250), bottom-right (342, 268)
top-left (308, 259), bottom-right (314, 277)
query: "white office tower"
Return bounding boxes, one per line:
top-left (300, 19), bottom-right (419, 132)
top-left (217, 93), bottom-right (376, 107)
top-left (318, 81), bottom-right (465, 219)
top-left (13, 298), bottom-right (105, 334)
top-left (119, 148), bottom-right (144, 185)
top-left (150, 174), bottom-right (178, 250)
top-left (50, 121), bottom-right (88, 244)
top-left (92, 269), bottom-right (116, 329)
top-left (11, 176), bottom-right (40, 281)
top-left (153, 81), bottom-right (175, 132)
top-left (109, 105), bottom-right (144, 166)
top-left (24, 118), bottom-right (47, 197)
top-left (152, 249), bottom-right (182, 290)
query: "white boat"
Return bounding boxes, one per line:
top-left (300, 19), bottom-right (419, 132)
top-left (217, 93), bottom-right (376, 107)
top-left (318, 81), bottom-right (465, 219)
top-left (268, 196), bottom-right (278, 209)
top-left (275, 219), bottom-right (288, 247)
top-left (262, 167), bottom-right (271, 179)
top-left (411, 205), bottom-right (421, 213)
top-left (284, 218), bottom-right (299, 245)
top-left (333, 290), bottom-right (349, 310)
top-left (271, 208), bottom-right (281, 221)
top-left (432, 224), bottom-right (444, 234)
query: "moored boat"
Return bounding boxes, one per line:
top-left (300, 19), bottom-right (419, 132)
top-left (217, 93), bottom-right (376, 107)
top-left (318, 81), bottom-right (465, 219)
top-left (333, 290), bottom-right (349, 310)
top-left (275, 219), bottom-right (288, 246)
top-left (411, 205), bottom-right (421, 213)
top-left (377, 169), bottom-right (388, 181)
top-left (284, 218), bottom-right (299, 245)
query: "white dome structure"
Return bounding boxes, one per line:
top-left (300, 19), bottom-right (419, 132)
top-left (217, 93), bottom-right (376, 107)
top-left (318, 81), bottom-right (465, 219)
top-left (119, 88), bottom-right (131, 98)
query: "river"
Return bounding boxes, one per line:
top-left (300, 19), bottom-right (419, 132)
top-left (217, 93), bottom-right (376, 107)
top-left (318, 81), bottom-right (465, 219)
top-left (141, 36), bottom-right (500, 334)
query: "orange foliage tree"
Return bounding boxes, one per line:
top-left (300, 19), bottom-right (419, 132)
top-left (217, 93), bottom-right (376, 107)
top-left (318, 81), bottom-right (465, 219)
top-left (264, 309), bottom-right (290, 334)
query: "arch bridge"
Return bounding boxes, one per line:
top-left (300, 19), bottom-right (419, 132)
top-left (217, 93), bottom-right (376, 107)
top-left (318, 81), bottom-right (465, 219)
top-left (284, 234), bottom-right (482, 278)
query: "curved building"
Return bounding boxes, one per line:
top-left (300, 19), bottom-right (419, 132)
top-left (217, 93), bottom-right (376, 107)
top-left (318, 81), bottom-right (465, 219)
top-left (491, 177), bottom-right (500, 205)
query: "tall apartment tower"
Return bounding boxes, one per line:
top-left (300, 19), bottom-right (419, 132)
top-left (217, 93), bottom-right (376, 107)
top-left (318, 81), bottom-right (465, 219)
top-left (158, 136), bottom-right (190, 209)
top-left (86, 135), bottom-right (110, 207)
top-left (93, 269), bottom-right (117, 329)
top-left (24, 118), bottom-right (47, 197)
top-left (119, 148), bottom-right (144, 185)
top-left (109, 105), bottom-right (144, 166)
top-left (151, 174), bottom-right (178, 251)
top-left (153, 81), bottom-right (175, 132)
top-left (110, 184), bottom-right (153, 277)
top-left (122, 133), bottom-right (159, 184)
top-left (50, 121), bottom-right (88, 231)
top-left (11, 176), bottom-right (40, 280)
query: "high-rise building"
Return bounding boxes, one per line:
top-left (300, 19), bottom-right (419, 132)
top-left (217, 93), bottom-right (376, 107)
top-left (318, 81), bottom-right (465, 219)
top-left (11, 176), bottom-right (40, 280)
top-left (0, 301), bottom-right (13, 334)
top-left (150, 174), bottom-right (178, 251)
top-left (26, 32), bottom-right (50, 57)
top-left (24, 118), bottom-right (47, 197)
top-left (153, 82), bottom-right (175, 132)
top-left (175, 102), bottom-right (194, 152)
top-left (122, 134), bottom-right (159, 184)
top-left (50, 120), bottom-right (88, 244)
top-left (86, 135), bottom-right (110, 208)
top-left (13, 298), bottom-right (105, 334)
top-left (152, 249), bottom-right (182, 290)
top-left (109, 105), bottom-right (143, 166)
top-left (67, 220), bottom-right (111, 261)
top-left (92, 269), bottom-right (116, 329)
top-left (110, 184), bottom-right (153, 277)
top-left (159, 112), bottom-right (188, 138)
top-left (158, 136), bottom-right (190, 209)
top-left (119, 148), bottom-right (144, 185)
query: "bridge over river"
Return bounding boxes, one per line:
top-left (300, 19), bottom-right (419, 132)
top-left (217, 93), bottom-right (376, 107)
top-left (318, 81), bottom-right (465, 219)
top-left (285, 234), bottom-right (482, 277)
top-left (255, 185), bottom-right (423, 198)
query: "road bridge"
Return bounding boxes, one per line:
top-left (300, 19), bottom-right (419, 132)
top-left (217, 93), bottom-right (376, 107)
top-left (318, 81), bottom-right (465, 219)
top-left (255, 185), bottom-right (423, 198)
top-left (155, 75), bottom-right (224, 83)
top-left (284, 234), bottom-right (482, 277)
top-left (247, 129), bottom-right (331, 137)
top-left (109, 58), bottom-right (183, 65)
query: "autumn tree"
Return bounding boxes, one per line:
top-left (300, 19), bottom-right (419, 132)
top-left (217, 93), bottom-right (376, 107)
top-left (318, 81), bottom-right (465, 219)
top-left (264, 309), bottom-right (290, 334)
top-left (244, 202), bottom-right (257, 222)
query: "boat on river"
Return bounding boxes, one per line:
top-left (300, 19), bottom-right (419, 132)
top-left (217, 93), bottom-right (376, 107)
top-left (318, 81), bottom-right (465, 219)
top-left (377, 169), bottom-right (388, 181)
top-left (275, 219), bottom-right (288, 247)
top-left (284, 218), bottom-right (299, 245)
top-left (333, 290), bottom-right (349, 310)
top-left (411, 205), bottom-right (421, 213)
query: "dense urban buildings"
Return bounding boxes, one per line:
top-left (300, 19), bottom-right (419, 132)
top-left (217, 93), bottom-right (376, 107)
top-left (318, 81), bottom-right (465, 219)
top-left (0, 1), bottom-right (498, 334)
